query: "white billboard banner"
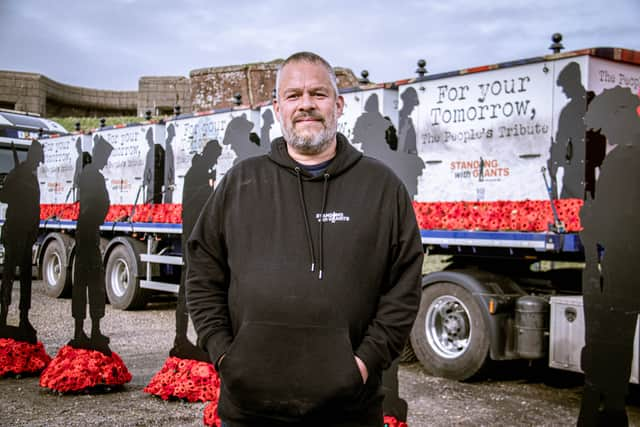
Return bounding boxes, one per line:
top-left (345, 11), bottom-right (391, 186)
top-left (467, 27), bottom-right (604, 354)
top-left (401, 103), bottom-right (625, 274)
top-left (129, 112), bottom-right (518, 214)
top-left (38, 134), bottom-right (90, 204)
top-left (403, 61), bottom-right (557, 202)
top-left (96, 124), bottom-right (166, 205)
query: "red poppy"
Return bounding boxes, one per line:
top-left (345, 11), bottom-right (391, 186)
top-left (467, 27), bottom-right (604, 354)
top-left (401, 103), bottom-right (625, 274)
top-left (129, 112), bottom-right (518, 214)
top-left (413, 199), bottom-right (583, 232)
top-left (39, 345), bottom-right (131, 393)
top-left (144, 356), bottom-right (220, 403)
top-left (0, 338), bottom-right (51, 377)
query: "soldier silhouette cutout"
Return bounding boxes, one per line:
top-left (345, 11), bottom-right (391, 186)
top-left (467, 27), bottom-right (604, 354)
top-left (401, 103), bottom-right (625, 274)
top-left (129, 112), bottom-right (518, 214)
top-left (0, 140), bottom-right (43, 344)
top-left (584, 91), bottom-right (607, 199)
top-left (70, 136), bottom-right (113, 355)
top-left (355, 93), bottom-right (424, 199)
top-left (164, 124), bottom-right (176, 204)
top-left (260, 109), bottom-right (274, 150)
top-left (548, 62), bottom-right (587, 199)
top-left (143, 127), bottom-right (155, 203)
top-left (578, 86), bottom-right (640, 426)
top-left (224, 114), bottom-right (265, 165)
top-left (170, 139), bottom-right (222, 361)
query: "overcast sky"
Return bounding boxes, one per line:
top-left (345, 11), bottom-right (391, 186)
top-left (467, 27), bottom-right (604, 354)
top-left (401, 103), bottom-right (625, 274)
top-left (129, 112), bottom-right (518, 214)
top-left (1, 0), bottom-right (638, 91)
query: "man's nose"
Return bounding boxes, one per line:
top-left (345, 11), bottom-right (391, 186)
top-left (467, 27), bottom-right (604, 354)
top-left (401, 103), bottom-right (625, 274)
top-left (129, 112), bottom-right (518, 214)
top-left (298, 92), bottom-right (316, 110)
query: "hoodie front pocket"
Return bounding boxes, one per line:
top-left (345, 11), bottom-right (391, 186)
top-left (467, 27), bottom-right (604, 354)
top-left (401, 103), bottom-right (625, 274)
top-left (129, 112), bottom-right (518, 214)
top-left (219, 321), bottom-right (362, 417)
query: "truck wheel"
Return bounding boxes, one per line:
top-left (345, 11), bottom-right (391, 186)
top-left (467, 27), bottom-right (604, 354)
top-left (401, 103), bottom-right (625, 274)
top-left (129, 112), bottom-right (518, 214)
top-left (105, 245), bottom-right (147, 310)
top-left (411, 282), bottom-right (489, 381)
top-left (42, 240), bottom-right (72, 298)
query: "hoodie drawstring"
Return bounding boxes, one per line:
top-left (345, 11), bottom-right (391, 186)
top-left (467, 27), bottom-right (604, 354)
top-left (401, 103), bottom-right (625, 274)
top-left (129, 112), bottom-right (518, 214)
top-left (295, 167), bottom-right (316, 274)
top-left (294, 167), bottom-right (330, 280)
top-left (317, 173), bottom-right (330, 280)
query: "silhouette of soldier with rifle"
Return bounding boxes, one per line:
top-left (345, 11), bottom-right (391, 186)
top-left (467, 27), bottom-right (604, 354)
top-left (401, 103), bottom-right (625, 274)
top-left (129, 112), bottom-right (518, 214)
top-left (548, 62), bottom-right (587, 199)
top-left (579, 86), bottom-right (640, 426)
top-left (0, 140), bottom-right (43, 343)
top-left (70, 136), bottom-right (113, 355)
top-left (170, 139), bottom-right (222, 361)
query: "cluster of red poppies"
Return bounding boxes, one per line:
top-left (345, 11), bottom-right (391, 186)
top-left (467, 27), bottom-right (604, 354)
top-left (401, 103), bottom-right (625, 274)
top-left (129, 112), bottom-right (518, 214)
top-left (39, 345), bottom-right (132, 392)
top-left (40, 203), bottom-right (80, 221)
top-left (203, 400), bottom-right (222, 427)
top-left (204, 405), bottom-right (408, 426)
top-left (0, 338), bottom-right (51, 377)
top-left (412, 199), bottom-right (583, 232)
top-left (384, 415), bottom-right (408, 427)
top-left (39, 203), bottom-right (183, 224)
top-left (144, 356), bottom-right (220, 402)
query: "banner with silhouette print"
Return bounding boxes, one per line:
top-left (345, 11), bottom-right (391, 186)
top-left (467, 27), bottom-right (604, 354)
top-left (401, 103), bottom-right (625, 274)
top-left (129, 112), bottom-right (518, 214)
top-left (339, 85), bottom-right (398, 145)
top-left (399, 60), bottom-right (558, 203)
top-left (164, 108), bottom-right (264, 203)
top-left (259, 104), bottom-right (281, 143)
top-left (37, 134), bottom-right (92, 204)
top-left (93, 123), bottom-right (166, 205)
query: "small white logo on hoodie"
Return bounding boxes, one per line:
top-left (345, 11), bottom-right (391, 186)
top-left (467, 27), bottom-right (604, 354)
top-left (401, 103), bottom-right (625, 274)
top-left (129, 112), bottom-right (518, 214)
top-left (316, 211), bottom-right (350, 223)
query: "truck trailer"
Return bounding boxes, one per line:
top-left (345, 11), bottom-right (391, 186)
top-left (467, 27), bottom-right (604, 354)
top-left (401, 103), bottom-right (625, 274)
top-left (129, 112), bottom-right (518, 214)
top-left (2, 46), bottom-right (639, 382)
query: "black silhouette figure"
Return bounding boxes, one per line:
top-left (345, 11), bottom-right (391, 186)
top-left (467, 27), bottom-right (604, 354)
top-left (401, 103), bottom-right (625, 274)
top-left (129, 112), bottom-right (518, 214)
top-left (143, 127), bottom-right (155, 203)
top-left (548, 62), bottom-right (587, 199)
top-left (398, 87), bottom-right (419, 155)
top-left (73, 137), bottom-right (83, 202)
top-left (224, 114), bottom-right (265, 165)
top-left (355, 93), bottom-right (424, 198)
top-left (164, 124), bottom-right (176, 204)
top-left (584, 91), bottom-right (607, 199)
top-left (70, 136), bottom-right (113, 355)
top-left (578, 86), bottom-right (640, 426)
top-left (170, 139), bottom-right (222, 361)
top-left (0, 140), bottom-right (43, 344)
top-left (261, 109), bottom-right (274, 150)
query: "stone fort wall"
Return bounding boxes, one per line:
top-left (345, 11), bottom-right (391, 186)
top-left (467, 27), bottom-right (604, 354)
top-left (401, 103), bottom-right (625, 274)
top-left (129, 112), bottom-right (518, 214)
top-left (0, 60), bottom-right (359, 118)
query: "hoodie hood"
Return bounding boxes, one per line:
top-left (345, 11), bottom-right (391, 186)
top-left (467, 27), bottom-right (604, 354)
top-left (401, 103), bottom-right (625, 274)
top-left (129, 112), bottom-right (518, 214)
top-left (268, 133), bottom-right (362, 179)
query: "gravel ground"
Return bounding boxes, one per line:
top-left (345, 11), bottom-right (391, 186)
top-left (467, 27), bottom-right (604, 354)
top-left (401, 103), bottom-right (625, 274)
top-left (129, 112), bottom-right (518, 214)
top-left (2, 281), bottom-right (640, 426)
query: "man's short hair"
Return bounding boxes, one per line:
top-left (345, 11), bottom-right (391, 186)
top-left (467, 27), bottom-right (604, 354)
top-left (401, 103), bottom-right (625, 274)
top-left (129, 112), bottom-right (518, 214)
top-left (275, 52), bottom-right (339, 98)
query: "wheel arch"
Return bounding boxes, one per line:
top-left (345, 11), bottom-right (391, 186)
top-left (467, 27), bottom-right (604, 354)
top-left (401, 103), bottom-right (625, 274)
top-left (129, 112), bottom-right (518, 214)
top-left (421, 269), bottom-right (525, 361)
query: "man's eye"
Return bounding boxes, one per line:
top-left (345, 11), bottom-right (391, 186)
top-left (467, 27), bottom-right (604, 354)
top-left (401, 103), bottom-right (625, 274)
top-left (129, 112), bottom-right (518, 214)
top-left (286, 94), bottom-right (299, 100)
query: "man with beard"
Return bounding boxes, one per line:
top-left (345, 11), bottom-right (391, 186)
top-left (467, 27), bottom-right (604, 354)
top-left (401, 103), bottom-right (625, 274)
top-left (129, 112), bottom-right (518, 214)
top-left (186, 52), bottom-right (423, 426)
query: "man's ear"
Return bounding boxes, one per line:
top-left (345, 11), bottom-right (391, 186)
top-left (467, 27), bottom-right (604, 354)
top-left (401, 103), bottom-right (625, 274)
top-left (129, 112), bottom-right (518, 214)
top-left (273, 99), bottom-right (281, 123)
top-left (336, 95), bottom-right (345, 118)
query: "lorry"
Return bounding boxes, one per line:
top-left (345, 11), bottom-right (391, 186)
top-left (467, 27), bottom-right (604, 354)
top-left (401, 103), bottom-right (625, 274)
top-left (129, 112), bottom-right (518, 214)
top-left (2, 45), bottom-right (639, 383)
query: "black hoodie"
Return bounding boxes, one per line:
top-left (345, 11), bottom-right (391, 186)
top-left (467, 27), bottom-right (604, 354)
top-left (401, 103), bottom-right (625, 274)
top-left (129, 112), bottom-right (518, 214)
top-left (186, 134), bottom-right (423, 425)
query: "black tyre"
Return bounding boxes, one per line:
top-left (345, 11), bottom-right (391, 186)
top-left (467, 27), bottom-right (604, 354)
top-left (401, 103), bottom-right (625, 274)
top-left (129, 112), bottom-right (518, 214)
top-left (410, 282), bottom-right (489, 381)
top-left (42, 239), bottom-right (72, 298)
top-left (105, 244), bottom-right (147, 310)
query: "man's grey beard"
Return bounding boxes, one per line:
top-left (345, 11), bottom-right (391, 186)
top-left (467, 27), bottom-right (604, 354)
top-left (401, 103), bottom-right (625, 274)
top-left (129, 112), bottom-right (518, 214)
top-left (280, 112), bottom-right (338, 155)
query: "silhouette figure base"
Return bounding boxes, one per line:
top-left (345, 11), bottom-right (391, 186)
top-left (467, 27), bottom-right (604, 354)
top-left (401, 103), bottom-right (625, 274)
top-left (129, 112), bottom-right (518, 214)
top-left (0, 337), bottom-right (51, 377)
top-left (144, 356), bottom-right (220, 402)
top-left (68, 331), bottom-right (112, 356)
top-left (0, 323), bottom-right (37, 344)
top-left (169, 337), bottom-right (210, 362)
top-left (40, 345), bottom-right (131, 393)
